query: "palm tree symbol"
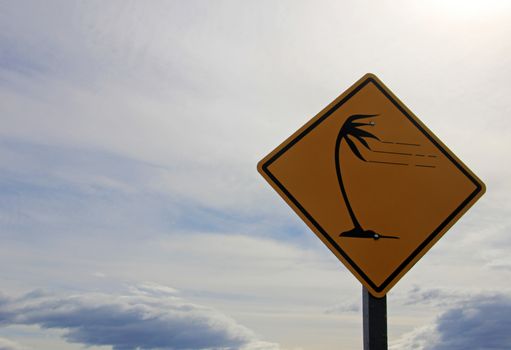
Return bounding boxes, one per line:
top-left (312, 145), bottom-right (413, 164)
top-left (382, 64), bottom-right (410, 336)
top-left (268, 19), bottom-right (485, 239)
top-left (335, 114), bottom-right (399, 240)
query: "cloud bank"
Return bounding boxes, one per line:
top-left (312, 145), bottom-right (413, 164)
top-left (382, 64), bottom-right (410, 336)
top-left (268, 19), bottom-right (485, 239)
top-left (0, 286), bottom-right (279, 350)
top-left (391, 292), bottom-right (511, 350)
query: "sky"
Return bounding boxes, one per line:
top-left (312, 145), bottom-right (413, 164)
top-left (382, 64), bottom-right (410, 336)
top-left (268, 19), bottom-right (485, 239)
top-left (0, 1), bottom-right (510, 349)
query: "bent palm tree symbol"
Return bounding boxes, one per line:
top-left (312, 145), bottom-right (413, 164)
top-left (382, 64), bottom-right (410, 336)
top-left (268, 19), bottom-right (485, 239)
top-left (335, 114), bottom-right (399, 240)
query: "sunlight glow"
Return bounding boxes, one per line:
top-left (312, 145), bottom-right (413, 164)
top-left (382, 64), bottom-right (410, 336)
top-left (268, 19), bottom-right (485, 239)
top-left (429, 0), bottom-right (511, 19)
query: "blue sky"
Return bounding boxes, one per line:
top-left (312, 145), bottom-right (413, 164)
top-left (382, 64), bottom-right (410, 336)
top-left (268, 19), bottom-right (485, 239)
top-left (0, 1), bottom-right (510, 349)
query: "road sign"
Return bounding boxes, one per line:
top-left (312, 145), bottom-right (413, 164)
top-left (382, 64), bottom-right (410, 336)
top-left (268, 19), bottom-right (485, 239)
top-left (258, 73), bottom-right (485, 297)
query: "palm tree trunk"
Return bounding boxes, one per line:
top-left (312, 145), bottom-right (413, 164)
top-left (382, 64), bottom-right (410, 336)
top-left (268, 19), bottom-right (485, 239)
top-left (335, 131), bottom-right (362, 230)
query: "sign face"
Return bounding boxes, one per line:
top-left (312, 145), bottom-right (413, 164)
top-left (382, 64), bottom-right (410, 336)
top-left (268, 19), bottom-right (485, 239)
top-left (257, 73), bottom-right (485, 297)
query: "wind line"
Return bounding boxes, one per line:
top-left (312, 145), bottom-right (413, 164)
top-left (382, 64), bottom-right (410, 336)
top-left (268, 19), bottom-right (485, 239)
top-left (372, 149), bottom-right (412, 156)
top-left (367, 160), bottom-right (409, 166)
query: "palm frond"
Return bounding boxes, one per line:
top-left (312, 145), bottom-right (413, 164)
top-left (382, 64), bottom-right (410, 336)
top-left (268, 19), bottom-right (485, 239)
top-left (352, 134), bottom-right (370, 149)
top-left (349, 127), bottom-right (380, 141)
top-left (350, 122), bottom-right (375, 128)
top-left (338, 113), bottom-right (379, 162)
top-left (345, 136), bottom-right (366, 161)
top-left (345, 114), bottom-right (378, 123)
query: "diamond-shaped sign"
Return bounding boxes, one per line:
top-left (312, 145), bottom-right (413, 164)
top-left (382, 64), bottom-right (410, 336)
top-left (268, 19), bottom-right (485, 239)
top-left (258, 73), bottom-right (485, 297)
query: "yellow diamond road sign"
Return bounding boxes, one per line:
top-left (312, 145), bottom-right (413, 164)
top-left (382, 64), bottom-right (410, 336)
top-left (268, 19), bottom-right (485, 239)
top-left (257, 73), bottom-right (485, 297)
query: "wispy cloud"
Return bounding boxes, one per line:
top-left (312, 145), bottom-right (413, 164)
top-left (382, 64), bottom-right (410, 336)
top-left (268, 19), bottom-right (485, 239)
top-left (401, 285), bottom-right (468, 307)
top-left (324, 301), bottom-right (359, 314)
top-left (0, 285), bottom-right (279, 350)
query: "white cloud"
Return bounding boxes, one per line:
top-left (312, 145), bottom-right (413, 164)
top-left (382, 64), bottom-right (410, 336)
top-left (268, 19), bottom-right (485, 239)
top-left (0, 285), bottom-right (279, 350)
top-left (389, 325), bottom-right (438, 350)
top-left (0, 337), bottom-right (23, 350)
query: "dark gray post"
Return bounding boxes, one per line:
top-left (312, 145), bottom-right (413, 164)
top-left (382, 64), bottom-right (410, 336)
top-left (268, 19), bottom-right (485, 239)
top-left (363, 287), bottom-right (387, 350)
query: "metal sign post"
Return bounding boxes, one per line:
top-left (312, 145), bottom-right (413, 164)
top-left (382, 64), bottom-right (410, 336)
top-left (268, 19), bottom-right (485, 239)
top-left (363, 287), bottom-right (387, 350)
